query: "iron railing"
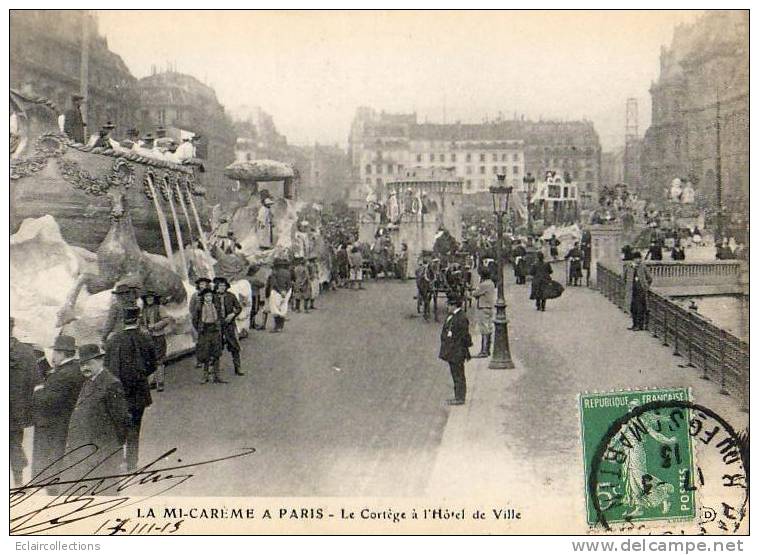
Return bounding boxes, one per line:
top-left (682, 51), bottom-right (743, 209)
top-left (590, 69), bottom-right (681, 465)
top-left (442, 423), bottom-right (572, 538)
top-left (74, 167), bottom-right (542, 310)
top-left (596, 262), bottom-right (748, 411)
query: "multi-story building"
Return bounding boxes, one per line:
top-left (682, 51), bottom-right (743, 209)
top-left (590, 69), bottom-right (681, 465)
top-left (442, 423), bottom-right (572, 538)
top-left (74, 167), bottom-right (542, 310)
top-left (601, 148), bottom-right (625, 186)
top-left (133, 68), bottom-right (237, 205)
top-left (349, 109), bottom-right (601, 207)
top-left (641, 10), bottom-right (748, 207)
top-left (10, 9), bottom-right (139, 138)
top-left (230, 105), bottom-right (289, 161)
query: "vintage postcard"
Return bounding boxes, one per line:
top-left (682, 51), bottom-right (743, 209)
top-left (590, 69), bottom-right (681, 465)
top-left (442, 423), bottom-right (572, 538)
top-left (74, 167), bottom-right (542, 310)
top-left (7, 8), bottom-right (749, 538)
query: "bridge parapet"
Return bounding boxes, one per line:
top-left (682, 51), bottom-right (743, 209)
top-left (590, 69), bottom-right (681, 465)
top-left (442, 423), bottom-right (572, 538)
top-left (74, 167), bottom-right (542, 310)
top-left (643, 260), bottom-right (746, 296)
top-left (596, 262), bottom-right (748, 411)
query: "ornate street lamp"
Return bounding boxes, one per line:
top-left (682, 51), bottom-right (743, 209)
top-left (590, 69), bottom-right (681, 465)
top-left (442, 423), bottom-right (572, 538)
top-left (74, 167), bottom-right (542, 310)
top-left (523, 172), bottom-right (536, 235)
top-left (488, 174), bottom-right (515, 370)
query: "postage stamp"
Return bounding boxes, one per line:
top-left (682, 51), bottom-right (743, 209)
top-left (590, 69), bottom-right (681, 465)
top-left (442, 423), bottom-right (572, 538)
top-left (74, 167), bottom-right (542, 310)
top-left (580, 388), bottom-right (696, 528)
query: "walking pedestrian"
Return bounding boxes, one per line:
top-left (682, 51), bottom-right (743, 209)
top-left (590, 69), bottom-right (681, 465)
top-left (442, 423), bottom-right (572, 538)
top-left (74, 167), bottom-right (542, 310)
top-left (307, 256), bottom-right (320, 310)
top-left (66, 344), bottom-right (131, 489)
top-left (32, 334), bottom-right (85, 492)
top-left (397, 242), bottom-right (409, 280)
top-left (267, 258), bottom-right (293, 332)
top-left (581, 236), bottom-right (592, 287)
top-left (140, 291), bottom-right (173, 392)
top-left (336, 244), bottom-right (349, 288)
top-left (471, 267), bottom-right (495, 358)
top-left (104, 306), bottom-right (157, 471)
top-left (530, 252), bottom-right (553, 312)
top-left (192, 288), bottom-right (225, 383)
top-left (512, 240), bottom-right (528, 284)
top-left (565, 241), bottom-right (583, 286)
top-left (292, 256), bottom-right (311, 312)
top-left (10, 317), bottom-right (39, 487)
top-left (548, 234), bottom-right (561, 260)
top-left (438, 294), bottom-right (473, 406)
top-left (349, 245), bottom-right (364, 290)
top-left (213, 277), bottom-right (244, 376)
top-left (190, 277), bottom-right (211, 367)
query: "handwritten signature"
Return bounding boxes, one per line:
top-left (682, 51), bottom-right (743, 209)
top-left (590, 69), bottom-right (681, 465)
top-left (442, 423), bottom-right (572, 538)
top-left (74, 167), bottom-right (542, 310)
top-left (10, 444), bottom-right (256, 535)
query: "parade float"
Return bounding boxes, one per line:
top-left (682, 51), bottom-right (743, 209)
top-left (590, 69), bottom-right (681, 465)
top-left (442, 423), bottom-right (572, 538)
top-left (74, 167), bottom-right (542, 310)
top-left (528, 170), bottom-right (580, 229)
top-left (10, 90), bottom-right (212, 357)
top-left (359, 168), bottom-right (464, 263)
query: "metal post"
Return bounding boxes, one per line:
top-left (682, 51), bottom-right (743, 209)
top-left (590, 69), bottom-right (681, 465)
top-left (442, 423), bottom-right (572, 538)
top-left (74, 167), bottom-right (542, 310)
top-left (715, 100), bottom-right (723, 244)
top-left (489, 209), bottom-right (515, 369)
top-left (79, 11), bottom-right (90, 142)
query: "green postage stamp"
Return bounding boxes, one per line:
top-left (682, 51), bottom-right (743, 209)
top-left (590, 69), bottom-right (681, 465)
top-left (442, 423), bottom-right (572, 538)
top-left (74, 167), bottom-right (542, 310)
top-left (580, 388), bottom-right (696, 527)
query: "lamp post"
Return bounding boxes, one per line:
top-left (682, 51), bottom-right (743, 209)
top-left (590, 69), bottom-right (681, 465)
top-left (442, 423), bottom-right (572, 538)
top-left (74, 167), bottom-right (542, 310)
top-left (523, 172), bottom-right (536, 235)
top-left (489, 174), bottom-right (515, 370)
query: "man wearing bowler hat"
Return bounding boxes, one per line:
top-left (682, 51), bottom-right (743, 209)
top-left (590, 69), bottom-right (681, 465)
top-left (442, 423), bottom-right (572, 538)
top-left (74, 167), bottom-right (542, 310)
top-left (438, 294), bottom-right (473, 406)
top-left (31, 334), bottom-right (85, 492)
top-left (213, 276), bottom-right (244, 376)
top-left (104, 306), bottom-right (156, 471)
top-left (67, 344), bottom-right (130, 486)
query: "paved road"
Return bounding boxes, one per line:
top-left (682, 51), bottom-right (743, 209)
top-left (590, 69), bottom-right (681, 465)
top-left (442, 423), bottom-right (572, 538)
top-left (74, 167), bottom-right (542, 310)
top-left (140, 279), bottom-right (452, 496)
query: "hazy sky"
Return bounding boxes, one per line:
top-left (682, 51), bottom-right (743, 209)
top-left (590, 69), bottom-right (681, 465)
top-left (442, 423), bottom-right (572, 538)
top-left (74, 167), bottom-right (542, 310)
top-left (97, 10), bottom-right (703, 150)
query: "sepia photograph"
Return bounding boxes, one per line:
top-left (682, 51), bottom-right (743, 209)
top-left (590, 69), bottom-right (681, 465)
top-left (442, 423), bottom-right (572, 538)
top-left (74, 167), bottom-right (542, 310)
top-left (7, 7), bottom-right (750, 539)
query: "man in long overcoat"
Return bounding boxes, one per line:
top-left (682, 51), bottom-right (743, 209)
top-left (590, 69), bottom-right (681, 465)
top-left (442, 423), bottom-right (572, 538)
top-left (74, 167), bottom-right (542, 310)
top-left (66, 344), bottom-right (130, 492)
top-left (104, 307), bottom-right (156, 471)
top-left (32, 334), bottom-right (85, 492)
top-left (10, 317), bottom-right (38, 486)
top-left (438, 295), bottom-right (473, 405)
top-left (61, 94), bottom-right (86, 144)
top-left (629, 255), bottom-right (652, 331)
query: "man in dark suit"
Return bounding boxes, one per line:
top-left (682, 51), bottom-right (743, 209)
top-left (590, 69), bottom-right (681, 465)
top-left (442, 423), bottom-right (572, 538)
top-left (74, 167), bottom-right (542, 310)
top-left (439, 294), bottom-right (473, 406)
top-left (10, 317), bottom-right (38, 486)
top-left (32, 334), bottom-right (85, 492)
top-left (67, 344), bottom-right (130, 489)
top-left (62, 94), bottom-right (86, 144)
top-left (105, 307), bottom-right (156, 471)
top-left (213, 277), bottom-right (244, 376)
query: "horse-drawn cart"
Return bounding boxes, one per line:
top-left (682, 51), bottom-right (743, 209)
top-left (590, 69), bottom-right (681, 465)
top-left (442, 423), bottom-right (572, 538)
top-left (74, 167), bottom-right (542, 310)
top-left (415, 251), bottom-right (473, 322)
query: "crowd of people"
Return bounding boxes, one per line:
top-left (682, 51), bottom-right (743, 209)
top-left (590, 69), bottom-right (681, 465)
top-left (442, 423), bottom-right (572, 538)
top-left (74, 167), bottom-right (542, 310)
top-left (10, 304), bottom-right (159, 493)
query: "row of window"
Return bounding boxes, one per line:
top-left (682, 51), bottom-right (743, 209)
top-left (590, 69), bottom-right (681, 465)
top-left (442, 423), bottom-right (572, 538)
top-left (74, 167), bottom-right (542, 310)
top-left (414, 152), bottom-right (521, 163)
top-left (363, 164), bottom-right (522, 176)
top-left (363, 176), bottom-right (596, 193)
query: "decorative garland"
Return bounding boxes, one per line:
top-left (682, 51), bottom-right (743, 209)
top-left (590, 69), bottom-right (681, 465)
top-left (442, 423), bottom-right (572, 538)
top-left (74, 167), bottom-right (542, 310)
top-left (10, 133), bottom-right (67, 180)
top-left (57, 157), bottom-right (135, 196)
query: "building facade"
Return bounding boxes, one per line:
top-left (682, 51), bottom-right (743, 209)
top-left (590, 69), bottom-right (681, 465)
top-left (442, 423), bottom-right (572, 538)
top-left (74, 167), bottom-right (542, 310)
top-left (10, 9), bottom-right (140, 138)
top-left (349, 109), bottom-right (601, 207)
top-left (601, 148), bottom-right (625, 187)
top-left (641, 10), bottom-right (748, 208)
top-left (133, 69), bottom-right (237, 205)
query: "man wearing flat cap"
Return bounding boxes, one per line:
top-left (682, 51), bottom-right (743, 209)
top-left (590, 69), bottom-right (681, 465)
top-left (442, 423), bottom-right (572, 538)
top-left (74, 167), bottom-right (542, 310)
top-left (66, 344), bottom-right (130, 486)
top-left (104, 306), bottom-right (156, 471)
top-left (60, 93), bottom-right (86, 144)
top-left (438, 294), bottom-right (473, 406)
top-left (213, 276), bottom-right (244, 376)
top-left (31, 334), bottom-right (85, 492)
